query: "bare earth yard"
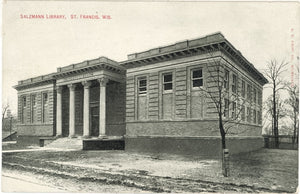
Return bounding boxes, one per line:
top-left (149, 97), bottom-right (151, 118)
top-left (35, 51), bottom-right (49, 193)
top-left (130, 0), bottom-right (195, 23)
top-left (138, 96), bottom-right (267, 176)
top-left (2, 146), bottom-right (298, 193)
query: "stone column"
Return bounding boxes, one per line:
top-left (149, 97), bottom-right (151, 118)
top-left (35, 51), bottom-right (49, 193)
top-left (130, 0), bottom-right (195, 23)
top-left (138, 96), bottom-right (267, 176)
top-left (82, 81), bottom-right (91, 138)
top-left (98, 78), bottom-right (109, 138)
top-left (56, 86), bottom-right (63, 137)
top-left (68, 84), bottom-right (76, 138)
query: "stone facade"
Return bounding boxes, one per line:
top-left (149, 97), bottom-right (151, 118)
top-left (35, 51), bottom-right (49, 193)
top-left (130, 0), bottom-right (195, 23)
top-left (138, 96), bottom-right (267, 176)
top-left (15, 57), bottom-right (126, 144)
top-left (121, 32), bottom-right (267, 155)
top-left (14, 32), bottom-right (268, 156)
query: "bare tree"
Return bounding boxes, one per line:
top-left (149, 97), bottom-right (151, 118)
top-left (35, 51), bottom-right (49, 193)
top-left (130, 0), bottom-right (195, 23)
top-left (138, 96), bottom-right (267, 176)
top-left (2, 103), bottom-right (9, 124)
top-left (199, 52), bottom-right (251, 176)
top-left (264, 60), bottom-right (288, 148)
top-left (264, 95), bottom-right (286, 135)
top-left (284, 82), bottom-right (299, 145)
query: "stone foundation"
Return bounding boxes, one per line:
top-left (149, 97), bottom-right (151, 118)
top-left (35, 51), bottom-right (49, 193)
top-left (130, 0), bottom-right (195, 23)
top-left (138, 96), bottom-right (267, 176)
top-left (125, 136), bottom-right (264, 158)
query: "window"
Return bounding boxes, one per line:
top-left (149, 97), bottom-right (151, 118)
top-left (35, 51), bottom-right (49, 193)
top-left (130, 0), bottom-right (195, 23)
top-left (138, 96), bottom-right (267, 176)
top-left (43, 93), bottom-right (48, 105)
top-left (137, 77), bottom-right (148, 120)
top-left (258, 111), bottom-right (262, 124)
top-left (42, 93), bottom-right (49, 123)
top-left (231, 101), bottom-right (236, 119)
top-left (224, 98), bottom-right (229, 118)
top-left (247, 84), bottom-right (252, 101)
top-left (31, 95), bottom-right (36, 123)
top-left (258, 91), bottom-right (262, 105)
top-left (224, 70), bottom-right (229, 90)
top-left (247, 107), bottom-right (251, 123)
top-left (21, 96), bottom-right (26, 124)
top-left (192, 69), bottom-right (203, 88)
top-left (253, 109), bottom-right (257, 124)
top-left (138, 78), bottom-right (147, 94)
top-left (242, 80), bottom-right (245, 97)
top-left (32, 95), bottom-right (36, 106)
top-left (232, 74), bottom-right (237, 93)
top-left (253, 88), bottom-right (257, 103)
top-left (163, 73), bottom-right (173, 91)
top-left (22, 96), bottom-right (26, 107)
top-left (241, 105), bottom-right (245, 121)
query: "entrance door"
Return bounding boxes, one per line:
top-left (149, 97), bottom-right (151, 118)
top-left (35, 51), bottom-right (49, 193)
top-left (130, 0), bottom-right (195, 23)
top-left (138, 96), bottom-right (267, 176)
top-left (90, 106), bottom-right (99, 136)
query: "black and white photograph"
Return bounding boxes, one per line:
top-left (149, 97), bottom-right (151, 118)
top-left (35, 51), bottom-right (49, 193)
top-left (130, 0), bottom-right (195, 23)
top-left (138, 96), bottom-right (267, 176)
top-left (1, 1), bottom-right (299, 193)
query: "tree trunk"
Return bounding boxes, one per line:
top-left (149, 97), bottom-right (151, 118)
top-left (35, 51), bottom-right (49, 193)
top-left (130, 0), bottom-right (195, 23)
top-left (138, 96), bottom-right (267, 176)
top-left (219, 113), bottom-right (229, 177)
top-left (219, 113), bottom-right (226, 149)
top-left (273, 84), bottom-right (279, 148)
top-left (292, 113), bottom-right (297, 144)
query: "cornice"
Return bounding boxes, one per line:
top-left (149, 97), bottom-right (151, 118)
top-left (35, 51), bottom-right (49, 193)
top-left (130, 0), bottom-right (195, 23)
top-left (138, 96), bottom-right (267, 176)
top-left (120, 33), bottom-right (268, 85)
top-left (54, 57), bottom-right (125, 79)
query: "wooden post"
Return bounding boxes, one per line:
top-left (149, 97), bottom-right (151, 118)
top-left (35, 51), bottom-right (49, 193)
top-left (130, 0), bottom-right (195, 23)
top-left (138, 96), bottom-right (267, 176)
top-left (222, 149), bottom-right (229, 177)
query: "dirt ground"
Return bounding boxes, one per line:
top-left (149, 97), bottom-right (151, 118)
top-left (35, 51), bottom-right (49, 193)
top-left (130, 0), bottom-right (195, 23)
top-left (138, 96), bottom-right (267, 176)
top-left (2, 146), bottom-right (298, 193)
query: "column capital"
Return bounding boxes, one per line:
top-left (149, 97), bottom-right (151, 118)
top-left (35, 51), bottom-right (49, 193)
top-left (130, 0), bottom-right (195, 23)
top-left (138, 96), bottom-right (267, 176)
top-left (67, 84), bottom-right (76, 91)
top-left (82, 80), bottom-right (92, 89)
top-left (56, 86), bottom-right (63, 93)
top-left (98, 78), bottom-right (109, 87)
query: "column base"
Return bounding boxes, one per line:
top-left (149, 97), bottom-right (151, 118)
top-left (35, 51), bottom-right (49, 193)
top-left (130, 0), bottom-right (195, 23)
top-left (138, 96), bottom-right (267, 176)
top-left (56, 134), bottom-right (63, 138)
top-left (82, 135), bottom-right (91, 139)
top-left (69, 135), bottom-right (76, 138)
top-left (98, 135), bottom-right (108, 139)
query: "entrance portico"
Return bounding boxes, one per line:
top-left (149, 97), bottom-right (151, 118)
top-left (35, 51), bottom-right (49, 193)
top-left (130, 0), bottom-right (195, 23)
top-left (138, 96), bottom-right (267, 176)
top-left (54, 57), bottom-right (126, 139)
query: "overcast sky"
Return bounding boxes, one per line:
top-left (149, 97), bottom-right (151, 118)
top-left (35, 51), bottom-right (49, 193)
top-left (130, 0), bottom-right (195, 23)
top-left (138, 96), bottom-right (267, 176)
top-left (2, 1), bottom-right (299, 115)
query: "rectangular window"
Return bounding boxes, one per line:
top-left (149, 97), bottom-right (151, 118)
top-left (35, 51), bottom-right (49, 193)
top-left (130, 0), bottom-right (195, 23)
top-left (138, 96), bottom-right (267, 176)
top-left (31, 95), bottom-right (36, 123)
top-left (163, 73), bottom-right (173, 91)
top-left (42, 93), bottom-right (49, 123)
top-left (258, 90), bottom-right (262, 105)
top-left (32, 95), bottom-right (36, 106)
top-left (138, 77), bottom-right (147, 95)
top-left (253, 109), bottom-right (257, 124)
top-left (192, 69), bottom-right (203, 88)
top-left (21, 96), bottom-right (26, 124)
top-left (258, 111), bottom-right (262, 124)
top-left (247, 107), bottom-right (251, 123)
top-left (247, 84), bottom-right (252, 101)
top-left (232, 74), bottom-right (237, 93)
top-left (22, 96), bottom-right (26, 107)
top-left (241, 105), bottom-right (245, 121)
top-left (242, 80), bottom-right (245, 97)
top-left (231, 101), bottom-right (236, 119)
top-left (224, 70), bottom-right (229, 90)
top-left (224, 98), bottom-right (229, 118)
top-left (137, 76), bottom-right (148, 120)
top-left (254, 88), bottom-right (256, 102)
top-left (43, 93), bottom-right (48, 105)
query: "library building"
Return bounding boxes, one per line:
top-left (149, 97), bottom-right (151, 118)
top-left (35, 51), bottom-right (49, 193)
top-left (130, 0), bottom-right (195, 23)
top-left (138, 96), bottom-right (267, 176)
top-left (14, 32), bottom-right (268, 157)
